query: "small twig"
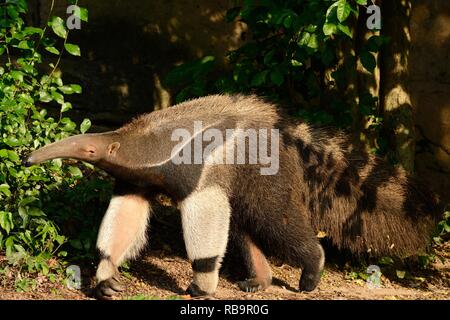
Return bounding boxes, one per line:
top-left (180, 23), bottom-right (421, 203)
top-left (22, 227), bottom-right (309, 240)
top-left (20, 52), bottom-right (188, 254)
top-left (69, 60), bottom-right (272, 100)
top-left (43, 0), bottom-right (79, 85)
top-left (31, 0), bottom-right (56, 58)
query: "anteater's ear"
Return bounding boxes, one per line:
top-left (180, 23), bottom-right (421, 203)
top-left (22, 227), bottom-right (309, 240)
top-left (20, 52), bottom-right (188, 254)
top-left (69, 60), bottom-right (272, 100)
top-left (108, 142), bottom-right (121, 156)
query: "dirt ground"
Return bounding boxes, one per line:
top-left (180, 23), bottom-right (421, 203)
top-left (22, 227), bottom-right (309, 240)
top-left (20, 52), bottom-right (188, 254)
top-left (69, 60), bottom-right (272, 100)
top-left (1, 215), bottom-right (449, 300)
top-left (1, 247), bottom-right (449, 300)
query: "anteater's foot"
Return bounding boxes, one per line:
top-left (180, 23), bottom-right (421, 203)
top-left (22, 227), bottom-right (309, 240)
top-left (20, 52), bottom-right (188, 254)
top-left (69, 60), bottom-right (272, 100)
top-left (299, 270), bottom-right (320, 292)
top-left (237, 277), bottom-right (271, 293)
top-left (94, 277), bottom-right (124, 300)
top-left (186, 283), bottom-right (214, 298)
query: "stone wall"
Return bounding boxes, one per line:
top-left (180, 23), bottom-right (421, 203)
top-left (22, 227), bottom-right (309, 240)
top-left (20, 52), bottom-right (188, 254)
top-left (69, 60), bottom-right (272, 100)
top-left (33, 0), bottom-right (245, 130)
top-left (410, 1), bottom-right (450, 201)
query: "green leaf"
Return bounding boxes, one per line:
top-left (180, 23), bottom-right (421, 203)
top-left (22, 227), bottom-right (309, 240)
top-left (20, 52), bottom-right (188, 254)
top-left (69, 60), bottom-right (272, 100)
top-left (61, 117), bottom-right (77, 132)
top-left (19, 197), bottom-right (38, 207)
top-left (18, 207), bottom-right (28, 228)
top-left (69, 84), bottom-right (82, 94)
top-left (23, 27), bottom-right (43, 36)
top-left (306, 34), bottom-right (319, 50)
top-left (250, 70), bottom-right (269, 87)
top-left (7, 6), bottom-right (19, 20)
top-left (283, 15), bottom-right (294, 28)
top-left (39, 90), bottom-right (52, 102)
top-left (444, 222), bottom-right (450, 233)
top-left (80, 118), bottom-right (91, 134)
top-left (0, 211), bottom-right (13, 234)
top-left (360, 50), bottom-right (377, 73)
top-left (51, 91), bottom-right (64, 104)
top-left (0, 184), bottom-right (11, 197)
top-left (55, 235), bottom-right (66, 245)
top-left (64, 43), bottom-right (81, 56)
top-left (78, 7), bottom-right (89, 22)
top-left (337, 0), bottom-right (352, 22)
top-left (4, 137), bottom-right (21, 147)
top-left (270, 69), bottom-right (284, 86)
top-left (61, 102), bottom-right (72, 113)
top-left (49, 16), bottom-right (67, 38)
top-left (396, 270), bottom-right (406, 279)
top-left (17, 40), bottom-right (32, 50)
top-left (325, 2), bottom-right (339, 20)
top-left (58, 250), bottom-right (68, 257)
top-left (338, 24), bottom-right (352, 38)
top-left (291, 59), bottom-right (303, 67)
top-left (356, 0), bottom-right (368, 5)
top-left (379, 256), bottom-right (394, 265)
top-left (323, 23), bottom-right (337, 36)
top-left (59, 85), bottom-right (75, 94)
top-left (7, 150), bottom-right (19, 162)
top-left (263, 49), bottom-right (275, 66)
top-left (45, 46), bottom-right (60, 55)
top-left (69, 239), bottom-right (83, 250)
top-left (68, 166), bottom-right (83, 178)
top-left (10, 71), bottom-right (24, 82)
top-left (27, 207), bottom-right (45, 217)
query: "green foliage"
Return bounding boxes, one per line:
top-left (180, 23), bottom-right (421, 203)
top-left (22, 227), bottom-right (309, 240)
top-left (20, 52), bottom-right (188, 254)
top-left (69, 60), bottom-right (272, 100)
top-left (165, 0), bottom-right (387, 143)
top-left (433, 208), bottom-right (450, 245)
top-left (0, 0), bottom-right (108, 274)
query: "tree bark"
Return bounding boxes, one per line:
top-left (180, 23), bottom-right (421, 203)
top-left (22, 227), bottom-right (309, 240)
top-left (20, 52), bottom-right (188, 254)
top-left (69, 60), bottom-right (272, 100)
top-left (381, 0), bottom-right (415, 172)
top-left (355, 2), bottom-right (381, 152)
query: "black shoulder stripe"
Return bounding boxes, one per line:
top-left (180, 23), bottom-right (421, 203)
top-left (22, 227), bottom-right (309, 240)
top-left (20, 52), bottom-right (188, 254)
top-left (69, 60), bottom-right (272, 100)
top-left (192, 256), bottom-right (219, 273)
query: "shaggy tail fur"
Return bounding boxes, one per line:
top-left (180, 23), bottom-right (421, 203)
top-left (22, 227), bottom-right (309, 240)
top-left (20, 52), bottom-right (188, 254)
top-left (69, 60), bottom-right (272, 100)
top-left (290, 123), bottom-right (441, 257)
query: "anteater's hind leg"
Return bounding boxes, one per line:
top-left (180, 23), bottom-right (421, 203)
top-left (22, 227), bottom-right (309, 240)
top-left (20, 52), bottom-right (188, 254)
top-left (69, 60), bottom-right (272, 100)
top-left (94, 183), bottom-right (153, 299)
top-left (299, 242), bottom-right (325, 291)
top-left (179, 186), bottom-right (231, 297)
top-left (233, 232), bottom-right (272, 293)
top-left (249, 204), bottom-right (325, 292)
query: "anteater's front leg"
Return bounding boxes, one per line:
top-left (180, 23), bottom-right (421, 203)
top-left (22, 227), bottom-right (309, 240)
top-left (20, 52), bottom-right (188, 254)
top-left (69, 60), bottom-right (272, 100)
top-left (94, 183), bottom-right (153, 299)
top-left (179, 186), bottom-right (231, 297)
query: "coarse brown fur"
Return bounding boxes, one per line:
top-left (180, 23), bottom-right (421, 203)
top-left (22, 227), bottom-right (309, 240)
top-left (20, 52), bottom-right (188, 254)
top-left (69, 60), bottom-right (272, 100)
top-left (24, 94), bottom-right (441, 297)
top-left (119, 93), bottom-right (439, 257)
top-left (282, 119), bottom-right (440, 257)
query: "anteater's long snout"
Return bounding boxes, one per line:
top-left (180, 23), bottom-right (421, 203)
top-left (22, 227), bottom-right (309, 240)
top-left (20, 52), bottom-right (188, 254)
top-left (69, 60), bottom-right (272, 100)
top-left (20, 133), bottom-right (115, 167)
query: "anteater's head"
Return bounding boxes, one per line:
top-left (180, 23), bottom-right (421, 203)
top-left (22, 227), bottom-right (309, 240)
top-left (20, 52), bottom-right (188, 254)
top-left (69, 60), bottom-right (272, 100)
top-left (22, 132), bottom-right (122, 168)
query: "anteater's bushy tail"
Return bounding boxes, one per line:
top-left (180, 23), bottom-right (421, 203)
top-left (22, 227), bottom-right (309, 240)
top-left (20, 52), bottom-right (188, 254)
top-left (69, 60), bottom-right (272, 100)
top-left (292, 123), bottom-right (441, 257)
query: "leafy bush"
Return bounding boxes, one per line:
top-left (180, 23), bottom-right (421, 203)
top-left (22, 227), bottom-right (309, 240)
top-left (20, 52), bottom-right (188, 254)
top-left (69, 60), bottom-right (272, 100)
top-left (165, 0), bottom-right (387, 151)
top-left (434, 209), bottom-right (450, 245)
top-left (0, 0), bottom-right (109, 275)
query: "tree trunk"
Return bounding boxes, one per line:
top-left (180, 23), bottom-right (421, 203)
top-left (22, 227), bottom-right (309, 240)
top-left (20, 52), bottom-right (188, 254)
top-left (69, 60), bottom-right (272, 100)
top-left (355, 2), bottom-right (381, 152)
top-left (381, 0), bottom-right (415, 172)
